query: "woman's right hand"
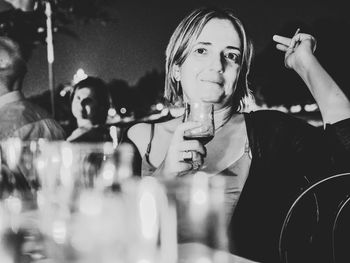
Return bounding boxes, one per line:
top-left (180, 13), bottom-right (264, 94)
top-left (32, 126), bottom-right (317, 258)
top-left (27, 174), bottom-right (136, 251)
top-left (156, 121), bottom-right (207, 178)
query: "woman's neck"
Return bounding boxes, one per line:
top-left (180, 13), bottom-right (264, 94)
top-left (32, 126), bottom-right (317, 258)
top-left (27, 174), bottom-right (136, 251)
top-left (214, 106), bottom-right (233, 131)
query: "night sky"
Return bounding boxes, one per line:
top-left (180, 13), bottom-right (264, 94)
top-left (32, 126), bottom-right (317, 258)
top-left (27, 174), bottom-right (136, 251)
top-left (1, 0), bottom-right (349, 97)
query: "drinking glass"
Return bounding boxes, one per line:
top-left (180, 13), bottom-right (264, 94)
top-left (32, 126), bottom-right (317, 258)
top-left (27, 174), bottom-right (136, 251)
top-left (0, 140), bottom-right (177, 263)
top-left (162, 172), bottom-right (229, 263)
top-left (0, 139), bottom-right (49, 262)
top-left (34, 141), bottom-right (130, 263)
top-left (0, 140), bottom-right (132, 263)
top-left (183, 101), bottom-right (215, 145)
top-left (35, 141), bottom-right (175, 263)
top-left (183, 101), bottom-right (214, 170)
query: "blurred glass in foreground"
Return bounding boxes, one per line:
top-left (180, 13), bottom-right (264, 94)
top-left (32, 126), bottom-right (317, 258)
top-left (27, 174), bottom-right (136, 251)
top-left (0, 139), bottom-right (177, 263)
top-left (163, 172), bottom-right (230, 263)
top-left (0, 139), bottom-right (246, 262)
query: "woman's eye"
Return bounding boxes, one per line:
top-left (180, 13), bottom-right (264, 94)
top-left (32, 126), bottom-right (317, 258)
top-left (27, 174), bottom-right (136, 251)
top-left (225, 52), bottom-right (240, 63)
top-left (194, 48), bottom-right (207, 55)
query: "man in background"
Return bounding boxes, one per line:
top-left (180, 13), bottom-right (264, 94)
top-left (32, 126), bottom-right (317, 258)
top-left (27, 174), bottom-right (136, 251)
top-left (0, 36), bottom-right (65, 140)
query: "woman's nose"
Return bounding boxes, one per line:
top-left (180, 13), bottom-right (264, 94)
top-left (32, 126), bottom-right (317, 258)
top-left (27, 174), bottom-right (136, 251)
top-left (209, 54), bottom-right (225, 73)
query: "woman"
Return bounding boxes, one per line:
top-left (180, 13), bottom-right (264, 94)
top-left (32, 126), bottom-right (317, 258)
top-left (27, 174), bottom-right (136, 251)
top-left (126, 7), bottom-right (350, 262)
top-left (67, 76), bottom-right (113, 142)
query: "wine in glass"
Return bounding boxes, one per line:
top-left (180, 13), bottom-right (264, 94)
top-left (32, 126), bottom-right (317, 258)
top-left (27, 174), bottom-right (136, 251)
top-left (183, 101), bottom-right (215, 145)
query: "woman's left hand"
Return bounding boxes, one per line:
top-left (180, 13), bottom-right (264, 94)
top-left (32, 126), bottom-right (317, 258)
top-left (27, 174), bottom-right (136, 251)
top-left (273, 32), bottom-right (317, 70)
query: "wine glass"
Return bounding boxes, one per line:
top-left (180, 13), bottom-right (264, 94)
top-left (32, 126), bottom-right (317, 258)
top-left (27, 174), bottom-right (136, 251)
top-left (182, 101), bottom-right (214, 169)
top-left (183, 101), bottom-right (215, 145)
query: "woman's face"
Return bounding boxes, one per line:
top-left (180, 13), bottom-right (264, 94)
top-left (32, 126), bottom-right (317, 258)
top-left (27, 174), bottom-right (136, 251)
top-left (177, 18), bottom-right (242, 110)
top-left (71, 87), bottom-right (99, 122)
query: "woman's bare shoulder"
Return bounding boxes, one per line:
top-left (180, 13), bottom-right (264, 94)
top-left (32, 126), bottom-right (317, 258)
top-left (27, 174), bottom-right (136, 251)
top-left (158, 117), bottom-right (181, 133)
top-left (127, 122), bottom-right (153, 157)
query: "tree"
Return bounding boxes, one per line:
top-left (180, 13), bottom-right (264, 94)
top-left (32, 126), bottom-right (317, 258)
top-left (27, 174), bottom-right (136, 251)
top-left (108, 78), bottom-right (136, 117)
top-left (0, 0), bottom-right (116, 60)
top-left (135, 70), bottom-right (164, 106)
top-left (108, 70), bottom-right (166, 120)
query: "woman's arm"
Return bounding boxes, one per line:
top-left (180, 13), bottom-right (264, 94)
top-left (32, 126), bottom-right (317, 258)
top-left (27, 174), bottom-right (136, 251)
top-left (273, 33), bottom-right (350, 125)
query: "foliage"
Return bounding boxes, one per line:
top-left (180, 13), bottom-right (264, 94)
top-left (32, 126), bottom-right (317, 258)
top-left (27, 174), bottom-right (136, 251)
top-left (53, 0), bottom-right (116, 24)
top-left (108, 70), bottom-right (165, 119)
top-left (0, 0), bottom-right (116, 59)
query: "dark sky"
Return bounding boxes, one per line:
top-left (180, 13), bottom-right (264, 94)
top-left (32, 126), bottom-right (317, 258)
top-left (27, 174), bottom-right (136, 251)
top-left (2, 0), bottom-right (349, 97)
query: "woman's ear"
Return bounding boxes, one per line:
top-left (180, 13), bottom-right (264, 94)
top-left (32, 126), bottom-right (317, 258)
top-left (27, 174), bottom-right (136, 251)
top-left (173, 65), bottom-right (181, 81)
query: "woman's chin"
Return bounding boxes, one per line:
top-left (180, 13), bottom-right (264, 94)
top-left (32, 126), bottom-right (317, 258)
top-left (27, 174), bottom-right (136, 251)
top-left (200, 95), bottom-right (225, 105)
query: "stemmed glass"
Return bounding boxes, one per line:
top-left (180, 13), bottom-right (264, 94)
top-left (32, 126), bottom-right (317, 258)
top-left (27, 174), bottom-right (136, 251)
top-left (183, 101), bottom-right (215, 145)
top-left (182, 101), bottom-right (214, 169)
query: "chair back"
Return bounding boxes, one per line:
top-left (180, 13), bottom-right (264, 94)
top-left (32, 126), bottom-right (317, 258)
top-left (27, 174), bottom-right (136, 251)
top-left (279, 173), bottom-right (350, 263)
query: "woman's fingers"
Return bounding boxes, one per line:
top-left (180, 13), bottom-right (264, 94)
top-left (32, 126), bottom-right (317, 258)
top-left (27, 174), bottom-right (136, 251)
top-left (161, 121), bottom-right (206, 176)
top-left (272, 34), bottom-right (291, 47)
top-left (178, 160), bottom-right (194, 171)
top-left (273, 33), bottom-right (301, 50)
top-left (273, 33), bottom-right (316, 52)
top-left (178, 140), bottom-right (206, 156)
top-left (178, 150), bottom-right (204, 172)
top-left (178, 149), bottom-right (204, 163)
top-left (275, 43), bottom-right (288, 52)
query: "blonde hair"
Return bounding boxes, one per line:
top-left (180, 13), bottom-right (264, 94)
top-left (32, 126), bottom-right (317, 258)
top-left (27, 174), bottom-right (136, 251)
top-left (165, 7), bottom-right (254, 112)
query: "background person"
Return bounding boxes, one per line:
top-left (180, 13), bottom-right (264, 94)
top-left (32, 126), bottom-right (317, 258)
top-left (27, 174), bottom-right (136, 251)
top-left (0, 36), bottom-right (65, 141)
top-left (67, 76), bottom-right (115, 143)
top-left (125, 6), bottom-right (350, 262)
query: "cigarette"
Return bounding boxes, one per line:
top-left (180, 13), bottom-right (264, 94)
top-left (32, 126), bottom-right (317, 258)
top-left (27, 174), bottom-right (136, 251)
top-left (289, 28), bottom-right (300, 48)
